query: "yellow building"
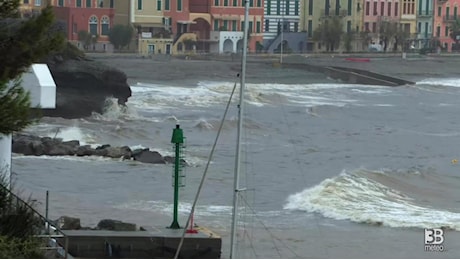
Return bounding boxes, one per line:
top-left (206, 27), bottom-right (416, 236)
top-left (19, 0), bottom-right (47, 17)
top-left (301, 0), bottom-right (364, 51)
top-left (400, 0), bottom-right (417, 37)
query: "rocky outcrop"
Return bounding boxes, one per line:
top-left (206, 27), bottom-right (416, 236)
top-left (12, 134), bottom-right (187, 165)
top-left (54, 216), bottom-right (136, 231)
top-left (39, 44), bottom-right (132, 119)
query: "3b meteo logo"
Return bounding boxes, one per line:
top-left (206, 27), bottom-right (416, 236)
top-left (424, 228), bottom-right (445, 252)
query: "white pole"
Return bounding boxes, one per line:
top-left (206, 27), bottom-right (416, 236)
top-left (230, 0), bottom-right (249, 258)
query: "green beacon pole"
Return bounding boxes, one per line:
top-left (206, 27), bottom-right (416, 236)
top-left (170, 124), bottom-right (184, 229)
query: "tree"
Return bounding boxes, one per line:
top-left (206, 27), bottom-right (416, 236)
top-left (313, 16), bottom-right (343, 52)
top-left (379, 21), bottom-right (398, 52)
top-left (449, 19), bottom-right (460, 50)
top-left (0, 2), bottom-right (65, 135)
top-left (108, 24), bottom-right (133, 50)
top-left (78, 30), bottom-right (92, 50)
top-left (343, 31), bottom-right (355, 52)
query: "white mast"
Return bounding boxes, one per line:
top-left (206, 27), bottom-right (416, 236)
top-left (230, 0), bottom-right (250, 258)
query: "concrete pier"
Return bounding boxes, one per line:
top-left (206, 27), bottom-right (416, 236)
top-left (57, 226), bottom-right (221, 258)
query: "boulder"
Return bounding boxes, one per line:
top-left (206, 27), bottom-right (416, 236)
top-left (133, 150), bottom-right (166, 164)
top-left (56, 216), bottom-right (81, 230)
top-left (105, 146), bottom-right (132, 159)
top-left (97, 219), bottom-right (136, 231)
top-left (76, 145), bottom-right (94, 156)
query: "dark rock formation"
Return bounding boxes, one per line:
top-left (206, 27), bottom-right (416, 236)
top-left (39, 44), bottom-right (131, 118)
top-left (56, 216), bottom-right (82, 230)
top-left (97, 219), bottom-right (136, 231)
top-left (12, 134), bottom-right (187, 165)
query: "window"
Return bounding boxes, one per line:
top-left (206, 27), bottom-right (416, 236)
top-left (388, 2), bottom-right (391, 16)
top-left (138, 0), bottom-right (142, 10)
top-left (364, 22), bottom-right (369, 31)
top-left (286, 0), bottom-right (289, 15)
top-left (224, 0), bottom-right (228, 5)
top-left (436, 26), bottom-right (440, 37)
top-left (165, 0), bottom-right (170, 10)
top-left (267, 0), bottom-right (271, 14)
top-left (110, 0), bottom-right (114, 8)
top-left (233, 0), bottom-right (237, 6)
top-left (380, 2), bottom-right (384, 16)
top-left (294, 0), bottom-right (299, 15)
top-left (35, 0), bottom-right (41, 6)
top-left (76, 0), bottom-right (81, 7)
top-left (223, 20), bottom-right (228, 30)
top-left (232, 20), bottom-right (237, 31)
top-left (101, 16), bottom-right (110, 35)
top-left (347, 21), bottom-right (351, 32)
top-left (86, 0), bottom-right (91, 8)
top-left (445, 26), bottom-right (449, 37)
top-left (365, 1), bottom-right (369, 16)
top-left (249, 21), bottom-right (253, 32)
top-left (325, 0), bottom-right (329, 15)
top-left (256, 21), bottom-right (261, 33)
top-left (372, 22), bottom-right (376, 33)
top-left (157, 0), bottom-right (161, 10)
top-left (418, 22), bottom-right (421, 33)
top-left (89, 16), bottom-right (98, 35)
top-left (438, 6), bottom-right (441, 16)
top-left (23, 0), bottom-right (29, 4)
top-left (58, 0), bottom-right (64, 6)
top-left (265, 19), bottom-right (269, 32)
top-left (418, 0), bottom-right (422, 15)
top-left (249, 0), bottom-right (253, 7)
top-left (308, 0), bottom-right (312, 15)
top-left (73, 23), bottom-right (77, 33)
top-left (276, 0), bottom-right (280, 15)
top-left (335, 0), bottom-right (339, 15)
top-left (373, 1), bottom-right (377, 15)
top-left (455, 6), bottom-right (458, 20)
top-left (347, 0), bottom-right (351, 15)
top-left (215, 0), bottom-right (219, 6)
top-left (446, 7), bottom-right (450, 20)
top-left (307, 20), bottom-right (312, 37)
top-left (177, 0), bottom-right (182, 11)
top-left (214, 20), bottom-right (219, 30)
top-left (257, 0), bottom-right (261, 7)
top-left (294, 22), bottom-right (298, 32)
top-left (395, 2), bottom-right (398, 16)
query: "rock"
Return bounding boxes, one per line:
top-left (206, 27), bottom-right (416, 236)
top-left (97, 219), bottom-right (136, 231)
top-left (76, 145), bottom-right (94, 156)
top-left (56, 216), bottom-right (81, 230)
top-left (164, 156), bottom-right (188, 166)
top-left (105, 146), bottom-right (131, 159)
top-left (39, 44), bottom-right (132, 119)
top-left (96, 144), bottom-right (111, 150)
top-left (133, 150), bottom-right (166, 164)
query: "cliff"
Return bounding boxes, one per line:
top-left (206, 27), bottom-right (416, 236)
top-left (39, 44), bottom-right (132, 118)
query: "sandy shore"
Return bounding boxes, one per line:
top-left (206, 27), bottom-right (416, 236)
top-left (86, 53), bottom-right (460, 86)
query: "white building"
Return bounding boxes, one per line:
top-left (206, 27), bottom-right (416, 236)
top-left (263, 0), bottom-right (302, 46)
top-left (0, 64), bottom-right (56, 189)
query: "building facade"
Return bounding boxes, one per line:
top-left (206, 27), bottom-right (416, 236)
top-left (433, 0), bottom-right (460, 51)
top-left (416, 0), bottom-right (434, 48)
top-left (263, 0), bottom-right (302, 46)
top-left (19, 0), bottom-right (47, 17)
top-left (50, 0), bottom-right (115, 51)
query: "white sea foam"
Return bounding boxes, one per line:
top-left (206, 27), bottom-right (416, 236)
top-left (12, 154), bottom-right (118, 162)
top-left (417, 78), bottom-right (460, 88)
top-left (284, 169), bottom-right (460, 230)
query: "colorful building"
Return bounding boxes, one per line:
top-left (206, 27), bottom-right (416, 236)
top-left (301, 0), bottom-right (364, 52)
top-left (19, 0), bottom-right (47, 17)
top-left (400, 0), bottom-right (417, 36)
top-left (416, 0), bottom-right (434, 48)
top-left (433, 0), bottom-right (460, 51)
top-left (50, 0), bottom-right (115, 51)
top-left (263, 0), bottom-right (302, 48)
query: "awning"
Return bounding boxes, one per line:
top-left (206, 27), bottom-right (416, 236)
top-left (177, 20), bottom-right (197, 24)
top-left (212, 15), bottom-right (240, 20)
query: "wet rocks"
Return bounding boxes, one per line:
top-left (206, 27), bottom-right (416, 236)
top-left (12, 134), bottom-right (185, 165)
top-left (54, 216), bottom-right (136, 231)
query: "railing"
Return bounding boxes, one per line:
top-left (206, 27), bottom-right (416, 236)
top-left (418, 11), bottom-right (433, 17)
top-left (0, 184), bottom-right (70, 258)
top-left (443, 15), bottom-right (457, 22)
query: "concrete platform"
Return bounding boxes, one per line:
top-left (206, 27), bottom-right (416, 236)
top-left (57, 226), bottom-right (221, 258)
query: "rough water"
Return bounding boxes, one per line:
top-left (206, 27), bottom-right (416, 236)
top-left (12, 76), bottom-right (460, 258)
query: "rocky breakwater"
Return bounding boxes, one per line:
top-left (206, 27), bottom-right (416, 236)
top-left (40, 44), bottom-right (132, 118)
top-left (12, 134), bottom-right (186, 165)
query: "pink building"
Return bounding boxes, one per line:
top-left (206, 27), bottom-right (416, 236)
top-left (362, 0), bottom-right (400, 34)
top-left (50, 0), bottom-right (114, 50)
top-left (433, 0), bottom-right (460, 52)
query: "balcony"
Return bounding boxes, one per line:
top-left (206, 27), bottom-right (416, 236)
top-left (377, 16), bottom-right (391, 22)
top-left (418, 11), bottom-right (433, 17)
top-left (320, 9), bottom-right (349, 18)
top-left (437, 0), bottom-right (448, 3)
top-left (443, 15), bottom-right (457, 22)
